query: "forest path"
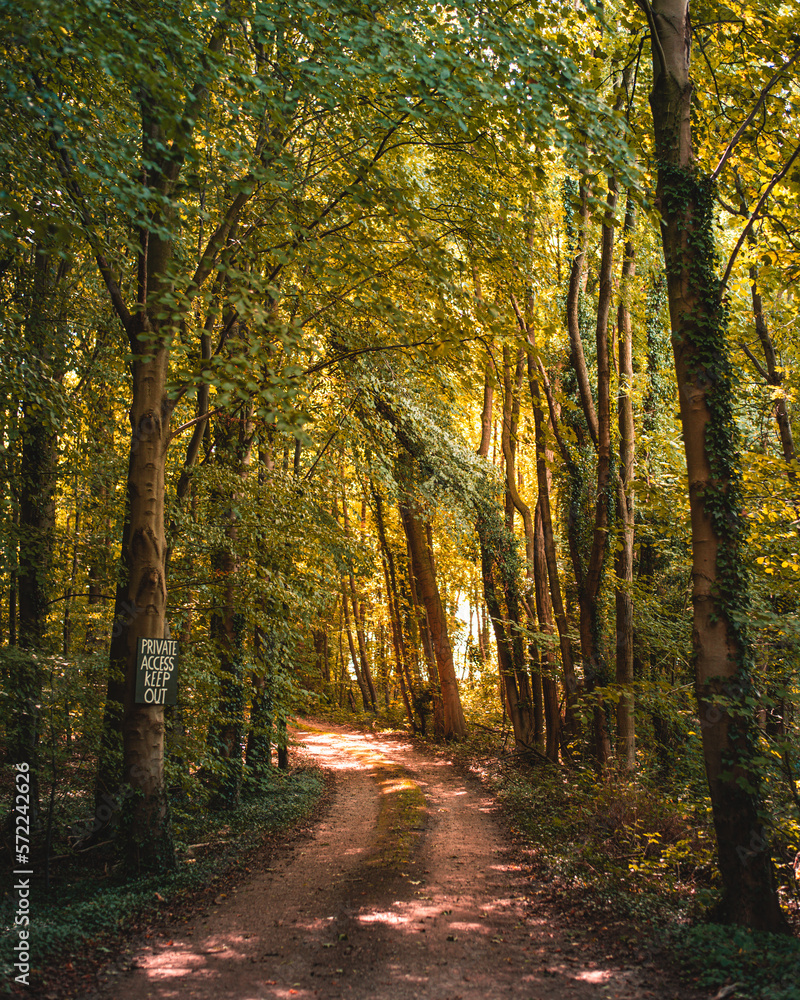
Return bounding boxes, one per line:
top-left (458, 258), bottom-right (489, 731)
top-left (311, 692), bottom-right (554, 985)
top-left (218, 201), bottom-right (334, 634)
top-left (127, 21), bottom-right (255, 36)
top-left (104, 722), bottom-right (694, 1000)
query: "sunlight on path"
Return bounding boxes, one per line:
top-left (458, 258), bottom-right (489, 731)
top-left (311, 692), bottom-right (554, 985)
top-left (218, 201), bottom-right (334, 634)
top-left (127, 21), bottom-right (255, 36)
top-left (101, 723), bottom-right (685, 1000)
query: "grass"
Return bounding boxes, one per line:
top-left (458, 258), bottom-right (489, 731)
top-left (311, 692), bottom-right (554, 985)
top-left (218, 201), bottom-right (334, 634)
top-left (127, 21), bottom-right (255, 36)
top-left (367, 763), bottom-right (426, 871)
top-left (0, 766), bottom-right (325, 991)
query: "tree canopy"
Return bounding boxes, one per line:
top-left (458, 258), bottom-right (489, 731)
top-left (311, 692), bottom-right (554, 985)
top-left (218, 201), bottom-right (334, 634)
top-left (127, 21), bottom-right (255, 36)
top-left (1, 0), bottom-right (799, 946)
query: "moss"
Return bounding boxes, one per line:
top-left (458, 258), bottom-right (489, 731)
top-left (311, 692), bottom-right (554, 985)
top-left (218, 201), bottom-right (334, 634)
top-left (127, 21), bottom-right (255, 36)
top-left (366, 762), bottom-right (426, 871)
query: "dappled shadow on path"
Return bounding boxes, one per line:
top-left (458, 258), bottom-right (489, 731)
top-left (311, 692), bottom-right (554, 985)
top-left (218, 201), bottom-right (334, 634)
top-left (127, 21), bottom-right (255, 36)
top-left (102, 725), bottom-right (677, 1000)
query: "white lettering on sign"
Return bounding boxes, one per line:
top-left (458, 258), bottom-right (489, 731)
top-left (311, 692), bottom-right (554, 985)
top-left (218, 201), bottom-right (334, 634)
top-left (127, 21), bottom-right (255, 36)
top-left (140, 656), bottom-right (175, 672)
top-left (136, 638), bottom-right (179, 706)
top-left (140, 639), bottom-right (178, 657)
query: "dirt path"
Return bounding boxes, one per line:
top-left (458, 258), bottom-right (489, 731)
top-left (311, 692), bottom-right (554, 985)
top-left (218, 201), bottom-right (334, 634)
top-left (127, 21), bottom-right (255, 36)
top-left (101, 723), bottom-right (698, 1000)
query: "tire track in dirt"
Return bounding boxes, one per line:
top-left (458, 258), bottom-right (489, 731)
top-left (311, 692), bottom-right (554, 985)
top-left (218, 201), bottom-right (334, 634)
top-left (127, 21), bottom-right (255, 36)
top-left (100, 722), bottom-right (698, 1000)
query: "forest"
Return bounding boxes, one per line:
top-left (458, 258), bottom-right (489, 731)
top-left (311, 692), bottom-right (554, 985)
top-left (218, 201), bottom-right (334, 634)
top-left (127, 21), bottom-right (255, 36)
top-left (1, 0), bottom-right (800, 995)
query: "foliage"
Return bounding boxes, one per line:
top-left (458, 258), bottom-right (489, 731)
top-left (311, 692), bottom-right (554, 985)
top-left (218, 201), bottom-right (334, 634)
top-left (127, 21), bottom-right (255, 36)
top-left (670, 923), bottom-right (800, 1000)
top-left (0, 766), bottom-right (324, 985)
top-left (0, 0), bottom-right (798, 948)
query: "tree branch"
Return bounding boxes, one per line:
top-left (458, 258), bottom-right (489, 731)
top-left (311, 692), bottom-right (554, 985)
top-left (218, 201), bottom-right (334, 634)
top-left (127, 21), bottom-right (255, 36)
top-left (302, 391), bottom-right (363, 483)
top-left (536, 359), bottom-right (572, 467)
top-left (302, 334), bottom-right (483, 377)
top-left (720, 137), bottom-right (800, 296)
top-left (46, 134), bottom-right (135, 343)
top-left (169, 404), bottom-right (229, 439)
top-left (739, 342), bottom-right (773, 384)
top-left (711, 49), bottom-right (800, 182)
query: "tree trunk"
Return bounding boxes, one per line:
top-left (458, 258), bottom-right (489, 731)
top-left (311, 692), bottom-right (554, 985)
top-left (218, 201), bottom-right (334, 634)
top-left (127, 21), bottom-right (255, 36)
top-left (399, 495), bottom-right (466, 739)
top-left (501, 346), bottom-right (526, 532)
top-left (566, 181), bottom-right (599, 446)
top-left (247, 624), bottom-right (275, 776)
top-left (206, 406), bottom-right (253, 809)
top-left (534, 499), bottom-right (562, 762)
top-left (647, 0), bottom-right (788, 931)
top-left (615, 194), bottom-right (636, 771)
top-left (578, 177), bottom-right (617, 769)
top-left (524, 339), bottom-right (580, 718)
top-left (348, 572), bottom-right (379, 712)
top-left (313, 629), bottom-right (330, 683)
top-left (14, 245), bottom-right (70, 825)
top-left (500, 339), bottom-right (542, 749)
top-left (111, 346), bottom-right (174, 870)
top-left (732, 173), bottom-right (796, 475)
top-left (342, 583), bottom-right (372, 711)
top-left (750, 266), bottom-right (796, 471)
top-left (478, 362), bottom-right (494, 458)
top-left (501, 345), bottom-right (535, 568)
top-left (341, 495), bottom-right (378, 712)
top-left (399, 551), bottom-right (439, 736)
top-left (477, 507), bottom-right (535, 751)
top-left (373, 487), bottom-right (417, 730)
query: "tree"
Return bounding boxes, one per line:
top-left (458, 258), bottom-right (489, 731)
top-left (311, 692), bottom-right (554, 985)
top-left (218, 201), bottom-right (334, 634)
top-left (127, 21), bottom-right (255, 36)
top-left (645, 0), bottom-right (789, 932)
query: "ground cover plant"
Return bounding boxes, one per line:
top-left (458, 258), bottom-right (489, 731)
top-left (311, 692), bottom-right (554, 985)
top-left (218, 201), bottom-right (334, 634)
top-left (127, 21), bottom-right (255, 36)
top-left (2, 1), bottom-right (800, 993)
top-left (0, 763), bottom-right (325, 993)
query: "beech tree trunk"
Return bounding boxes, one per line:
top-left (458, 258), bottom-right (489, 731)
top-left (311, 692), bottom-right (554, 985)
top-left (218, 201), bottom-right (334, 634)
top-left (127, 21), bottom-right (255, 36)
top-left (395, 545), bottom-right (439, 736)
top-left (313, 629), bottom-right (330, 683)
top-left (342, 496), bottom-right (378, 712)
top-left (566, 182), bottom-right (599, 446)
top-left (373, 487), bottom-right (418, 730)
top-left (615, 194), bottom-right (636, 770)
top-left (342, 583), bottom-right (372, 711)
top-left (749, 265), bottom-right (796, 472)
top-left (501, 346), bottom-right (526, 532)
top-left (206, 409), bottom-right (253, 809)
top-left (732, 174), bottom-right (796, 475)
top-left (501, 345), bottom-right (535, 567)
top-left (478, 362), bottom-right (494, 458)
top-left (534, 499), bottom-right (562, 762)
top-left (92, 26), bottom-right (236, 867)
top-left (501, 338), bottom-right (546, 750)
top-left (246, 631), bottom-right (273, 777)
top-left (579, 178), bottom-right (617, 768)
top-left (348, 573), bottom-right (379, 711)
top-left (511, 281), bottom-right (578, 752)
top-left (476, 498), bottom-right (537, 752)
top-left (399, 496), bottom-right (466, 739)
top-left (560, 178), bottom-right (618, 767)
top-left (647, 0), bottom-right (788, 931)
top-left (109, 346), bottom-right (173, 869)
top-left (524, 336), bottom-right (579, 718)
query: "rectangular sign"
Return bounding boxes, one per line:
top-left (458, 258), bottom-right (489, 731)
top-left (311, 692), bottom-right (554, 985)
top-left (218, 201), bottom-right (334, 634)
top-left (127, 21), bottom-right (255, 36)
top-left (135, 637), bottom-right (179, 706)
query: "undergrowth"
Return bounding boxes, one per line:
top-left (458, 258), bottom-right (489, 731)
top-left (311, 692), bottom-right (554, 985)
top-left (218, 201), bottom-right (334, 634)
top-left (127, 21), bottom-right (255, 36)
top-left (0, 766), bottom-right (325, 990)
top-left (442, 725), bottom-right (800, 1000)
top-left (669, 924), bottom-right (800, 1000)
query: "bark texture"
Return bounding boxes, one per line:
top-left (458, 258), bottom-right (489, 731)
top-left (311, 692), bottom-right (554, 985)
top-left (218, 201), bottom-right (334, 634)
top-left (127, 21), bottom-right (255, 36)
top-left (615, 195), bottom-right (636, 770)
top-left (399, 496), bottom-right (466, 739)
top-left (648, 0), bottom-right (788, 931)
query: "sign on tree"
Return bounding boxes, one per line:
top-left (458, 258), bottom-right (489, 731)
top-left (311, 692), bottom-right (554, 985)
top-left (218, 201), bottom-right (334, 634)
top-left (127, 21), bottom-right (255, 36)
top-left (135, 638), bottom-right (179, 706)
